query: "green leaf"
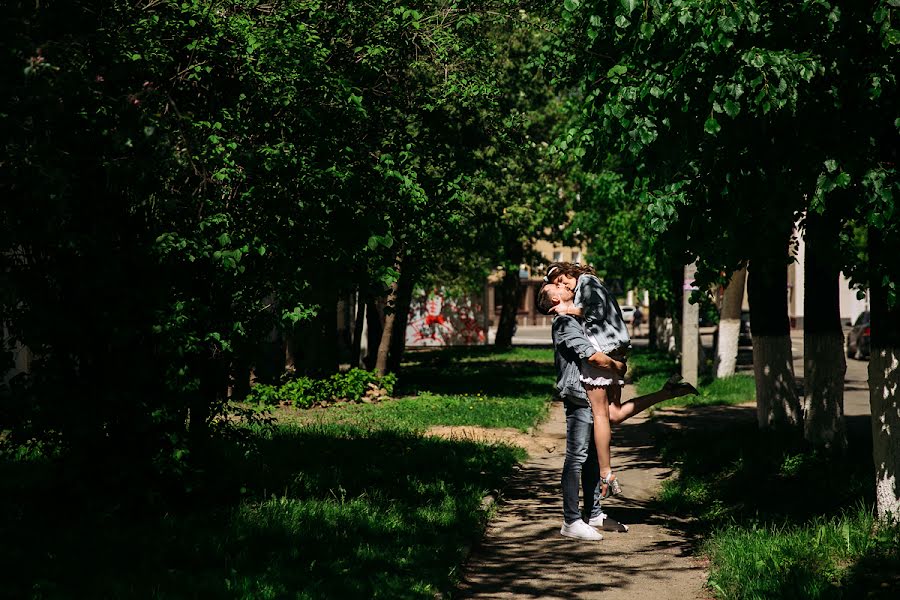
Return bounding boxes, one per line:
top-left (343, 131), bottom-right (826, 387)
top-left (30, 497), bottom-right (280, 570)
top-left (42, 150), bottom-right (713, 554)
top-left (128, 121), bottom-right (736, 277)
top-left (564, 0), bottom-right (579, 12)
top-left (718, 15), bottom-right (737, 33)
top-left (834, 172), bottom-right (851, 187)
top-left (615, 15), bottom-right (630, 28)
top-left (704, 117), bottom-right (721, 135)
top-left (824, 159), bottom-right (838, 173)
top-left (607, 64), bottom-right (628, 78)
top-left (724, 99), bottom-right (740, 117)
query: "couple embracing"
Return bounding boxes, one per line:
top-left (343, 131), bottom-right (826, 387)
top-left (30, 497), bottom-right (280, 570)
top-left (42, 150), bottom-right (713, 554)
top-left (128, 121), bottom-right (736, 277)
top-left (538, 262), bottom-right (698, 541)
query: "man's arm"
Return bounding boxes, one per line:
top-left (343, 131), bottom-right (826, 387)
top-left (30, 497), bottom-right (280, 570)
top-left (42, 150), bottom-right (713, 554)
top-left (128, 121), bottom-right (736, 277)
top-left (550, 302), bottom-right (583, 317)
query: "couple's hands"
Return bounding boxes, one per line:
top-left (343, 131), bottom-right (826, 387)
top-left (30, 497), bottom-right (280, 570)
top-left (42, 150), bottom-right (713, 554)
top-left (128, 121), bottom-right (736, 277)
top-left (549, 301), bottom-right (581, 317)
top-left (587, 351), bottom-right (626, 377)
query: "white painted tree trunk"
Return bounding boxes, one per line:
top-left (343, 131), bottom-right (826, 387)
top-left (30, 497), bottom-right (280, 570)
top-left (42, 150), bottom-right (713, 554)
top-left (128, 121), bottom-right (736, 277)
top-left (654, 316), bottom-right (675, 353)
top-left (752, 335), bottom-right (802, 430)
top-left (716, 320), bottom-right (740, 378)
top-left (803, 332), bottom-right (847, 450)
top-left (716, 267), bottom-right (746, 378)
top-left (869, 347), bottom-right (900, 523)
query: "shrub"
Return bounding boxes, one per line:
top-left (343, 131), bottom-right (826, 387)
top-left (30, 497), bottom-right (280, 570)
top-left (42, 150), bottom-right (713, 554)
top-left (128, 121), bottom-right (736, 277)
top-left (247, 369), bottom-right (397, 408)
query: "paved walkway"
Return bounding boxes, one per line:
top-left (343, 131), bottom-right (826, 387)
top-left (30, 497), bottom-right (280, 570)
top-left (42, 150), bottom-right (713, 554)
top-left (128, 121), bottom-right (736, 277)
top-left (459, 328), bottom-right (872, 599)
top-left (458, 387), bottom-right (711, 600)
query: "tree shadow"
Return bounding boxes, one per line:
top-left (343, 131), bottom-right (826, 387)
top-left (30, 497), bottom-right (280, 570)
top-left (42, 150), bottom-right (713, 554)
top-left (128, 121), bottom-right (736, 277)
top-left (457, 401), bottom-right (705, 599)
top-left (398, 347), bottom-right (554, 398)
top-left (0, 427), bottom-right (522, 598)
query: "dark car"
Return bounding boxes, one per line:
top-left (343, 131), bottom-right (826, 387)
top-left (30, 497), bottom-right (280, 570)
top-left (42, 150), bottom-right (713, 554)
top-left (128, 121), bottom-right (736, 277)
top-left (847, 311), bottom-right (870, 360)
top-left (739, 310), bottom-right (752, 347)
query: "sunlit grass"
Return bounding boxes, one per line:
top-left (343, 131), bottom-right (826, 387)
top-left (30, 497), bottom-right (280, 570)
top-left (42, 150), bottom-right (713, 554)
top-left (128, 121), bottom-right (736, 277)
top-left (703, 508), bottom-right (900, 599)
top-left (280, 392), bottom-right (548, 432)
top-left (629, 348), bottom-right (755, 408)
top-left (653, 415), bottom-right (900, 598)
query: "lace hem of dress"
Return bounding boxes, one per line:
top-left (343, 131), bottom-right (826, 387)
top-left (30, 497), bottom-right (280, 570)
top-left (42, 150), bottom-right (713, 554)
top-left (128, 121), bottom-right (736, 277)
top-left (579, 374), bottom-right (625, 387)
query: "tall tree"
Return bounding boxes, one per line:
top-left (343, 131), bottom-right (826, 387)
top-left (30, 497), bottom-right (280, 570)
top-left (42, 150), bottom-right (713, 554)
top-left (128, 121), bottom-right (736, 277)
top-left (802, 210), bottom-right (847, 450)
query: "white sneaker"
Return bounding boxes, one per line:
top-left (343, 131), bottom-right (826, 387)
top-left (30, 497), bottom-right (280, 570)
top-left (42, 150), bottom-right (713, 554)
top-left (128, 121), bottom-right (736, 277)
top-left (560, 519), bottom-right (603, 541)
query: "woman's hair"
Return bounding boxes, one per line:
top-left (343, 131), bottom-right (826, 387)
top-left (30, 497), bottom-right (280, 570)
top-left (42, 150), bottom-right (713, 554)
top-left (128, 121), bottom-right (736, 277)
top-left (544, 261), bottom-right (596, 283)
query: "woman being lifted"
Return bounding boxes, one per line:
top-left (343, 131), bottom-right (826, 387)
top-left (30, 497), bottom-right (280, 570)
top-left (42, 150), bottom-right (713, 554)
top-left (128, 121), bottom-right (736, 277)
top-left (539, 262), bottom-right (696, 499)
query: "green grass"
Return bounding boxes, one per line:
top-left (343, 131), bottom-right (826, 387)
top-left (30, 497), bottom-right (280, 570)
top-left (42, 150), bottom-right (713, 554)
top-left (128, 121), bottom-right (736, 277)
top-left (272, 345), bottom-right (555, 432)
top-left (286, 392), bottom-right (548, 432)
top-left (630, 347), bottom-right (756, 409)
top-left (703, 508), bottom-right (900, 599)
top-left (1, 346), bottom-right (552, 599)
top-left (653, 417), bottom-right (900, 598)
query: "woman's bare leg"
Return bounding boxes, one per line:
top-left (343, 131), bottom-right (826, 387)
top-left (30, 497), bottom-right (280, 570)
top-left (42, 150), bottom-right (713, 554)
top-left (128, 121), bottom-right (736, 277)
top-left (585, 386), bottom-right (612, 484)
top-left (608, 383), bottom-right (695, 425)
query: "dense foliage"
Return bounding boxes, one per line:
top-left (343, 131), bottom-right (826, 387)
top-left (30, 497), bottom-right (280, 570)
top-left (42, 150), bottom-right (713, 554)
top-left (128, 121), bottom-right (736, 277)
top-left (247, 369), bottom-right (397, 408)
top-left (0, 0), bottom-right (563, 462)
top-left (556, 0), bottom-right (897, 293)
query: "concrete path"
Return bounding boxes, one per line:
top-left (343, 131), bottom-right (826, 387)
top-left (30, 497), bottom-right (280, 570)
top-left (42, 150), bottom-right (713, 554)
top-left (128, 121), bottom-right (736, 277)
top-left (458, 387), bottom-right (710, 600)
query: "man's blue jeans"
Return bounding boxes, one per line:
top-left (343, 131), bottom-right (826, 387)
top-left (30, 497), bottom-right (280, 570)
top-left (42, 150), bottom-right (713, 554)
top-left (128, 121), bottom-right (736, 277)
top-left (562, 401), bottom-right (603, 524)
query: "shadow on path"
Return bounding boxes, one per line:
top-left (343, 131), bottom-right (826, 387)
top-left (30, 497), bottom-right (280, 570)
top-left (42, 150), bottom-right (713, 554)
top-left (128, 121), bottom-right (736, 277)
top-left (457, 395), bottom-right (710, 600)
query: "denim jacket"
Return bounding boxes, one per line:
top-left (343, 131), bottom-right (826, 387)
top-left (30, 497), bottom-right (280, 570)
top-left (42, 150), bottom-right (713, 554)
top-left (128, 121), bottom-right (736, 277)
top-left (551, 314), bottom-right (596, 406)
top-left (574, 274), bottom-right (631, 355)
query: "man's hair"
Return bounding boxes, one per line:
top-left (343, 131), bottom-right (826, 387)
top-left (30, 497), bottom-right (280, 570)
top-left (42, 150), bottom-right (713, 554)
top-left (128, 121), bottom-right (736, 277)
top-left (537, 284), bottom-right (557, 315)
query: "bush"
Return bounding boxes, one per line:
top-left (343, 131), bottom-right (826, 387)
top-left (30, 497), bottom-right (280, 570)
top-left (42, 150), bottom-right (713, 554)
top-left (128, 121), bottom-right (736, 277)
top-left (247, 369), bottom-right (398, 408)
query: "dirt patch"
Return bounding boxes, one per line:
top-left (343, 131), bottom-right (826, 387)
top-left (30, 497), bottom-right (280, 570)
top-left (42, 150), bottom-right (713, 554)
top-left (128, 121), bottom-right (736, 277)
top-left (425, 425), bottom-right (558, 457)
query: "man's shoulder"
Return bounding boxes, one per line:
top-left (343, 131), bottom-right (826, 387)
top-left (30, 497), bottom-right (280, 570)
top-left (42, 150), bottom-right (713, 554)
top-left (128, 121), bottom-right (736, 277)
top-left (551, 314), bottom-right (581, 339)
top-left (552, 314), bottom-right (578, 327)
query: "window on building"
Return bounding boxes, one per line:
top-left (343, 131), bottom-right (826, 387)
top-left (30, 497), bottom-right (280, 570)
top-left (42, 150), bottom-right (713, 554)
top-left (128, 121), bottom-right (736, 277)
top-left (552, 251), bottom-right (562, 263)
top-left (572, 251), bottom-right (582, 264)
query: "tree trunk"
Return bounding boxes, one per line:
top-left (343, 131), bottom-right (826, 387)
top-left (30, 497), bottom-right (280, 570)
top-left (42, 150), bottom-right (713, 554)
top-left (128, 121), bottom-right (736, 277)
top-left (681, 262), bottom-right (699, 387)
top-left (387, 263), bottom-right (416, 373)
top-left (803, 211), bottom-right (847, 451)
top-left (375, 253), bottom-right (403, 376)
top-left (351, 291), bottom-right (366, 368)
top-left (748, 255), bottom-right (802, 431)
top-left (868, 230), bottom-right (900, 523)
top-left (647, 298), bottom-right (659, 349)
top-left (716, 266), bottom-right (747, 378)
top-left (494, 244), bottom-right (524, 348)
top-left (364, 296), bottom-right (385, 370)
top-left (336, 293), bottom-right (354, 365)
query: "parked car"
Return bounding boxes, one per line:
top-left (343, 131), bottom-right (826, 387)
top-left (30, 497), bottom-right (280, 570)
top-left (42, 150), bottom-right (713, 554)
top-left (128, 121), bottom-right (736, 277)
top-left (847, 311), bottom-right (871, 360)
top-left (739, 310), bottom-right (752, 347)
top-left (619, 304), bottom-right (636, 323)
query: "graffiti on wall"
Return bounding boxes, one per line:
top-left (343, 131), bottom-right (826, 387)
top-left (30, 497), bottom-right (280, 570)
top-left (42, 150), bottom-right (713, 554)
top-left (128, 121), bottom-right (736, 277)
top-left (406, 288), bottom-right (486, 346)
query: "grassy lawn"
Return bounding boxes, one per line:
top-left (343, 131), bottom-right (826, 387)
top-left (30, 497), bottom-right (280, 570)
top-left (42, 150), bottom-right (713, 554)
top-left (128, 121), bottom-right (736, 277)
top-left (630, 347), bottom-right (898, 597)
top-left (653, 418), bottom-right (900, 598)
top-left (1, 346), bottom-right (554, 599)
top-left (630, 347), bottom-right (756, 409)
top-left (276, 347), bottom-right (556, 433)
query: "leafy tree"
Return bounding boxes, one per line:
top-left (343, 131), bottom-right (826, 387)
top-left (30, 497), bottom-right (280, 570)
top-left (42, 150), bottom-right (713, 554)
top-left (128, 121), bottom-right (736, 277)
top-left (0, 0), bottom-right (530, 466)
top-left (555, 0), bottom-right (898, 518)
